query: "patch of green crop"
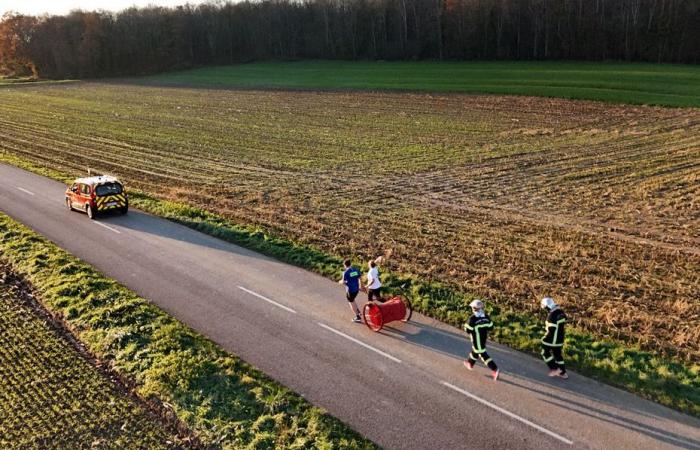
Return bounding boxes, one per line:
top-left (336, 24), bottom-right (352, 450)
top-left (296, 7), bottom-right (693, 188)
top-left (0, 268), bottom-right (181, 449)
top-left (0, 214), bottom-right (377, 449)
top-left (139, 60), bottom-right (700, 108)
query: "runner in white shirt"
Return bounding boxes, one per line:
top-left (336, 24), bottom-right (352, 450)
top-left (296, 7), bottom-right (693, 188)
top-left (365, 260), bottom-right (383, 302)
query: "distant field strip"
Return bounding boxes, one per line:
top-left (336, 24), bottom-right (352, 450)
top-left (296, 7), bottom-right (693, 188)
top-left (0, 266), bottom-right (181, 449)
top-left (140, 61), bottom-right (700, 107)
top-left (0, 83), bottom-right (698, 363)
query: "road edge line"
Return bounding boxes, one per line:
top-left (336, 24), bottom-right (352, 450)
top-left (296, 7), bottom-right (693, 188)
top-left (94, 221), bottom-right (121, 234)
top-left (238, 286), bottom-right (297, 314)
top-left (441, 381), bottom-right (573, 445)
top-left (318, 322), bottom-right (402, 364)
top-left (16, 187), bottom-right (35, 196)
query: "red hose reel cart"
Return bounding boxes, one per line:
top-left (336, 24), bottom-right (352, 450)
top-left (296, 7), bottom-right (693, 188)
top-left (362, 294), bottom-right (413, 332)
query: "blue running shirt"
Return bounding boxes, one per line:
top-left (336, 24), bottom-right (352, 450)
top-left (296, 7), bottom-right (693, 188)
top-left (343, 267), bottom-right (361, 293)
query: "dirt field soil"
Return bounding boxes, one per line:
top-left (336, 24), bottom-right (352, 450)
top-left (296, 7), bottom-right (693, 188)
top-left (1, 83), bottom-right (698, 362)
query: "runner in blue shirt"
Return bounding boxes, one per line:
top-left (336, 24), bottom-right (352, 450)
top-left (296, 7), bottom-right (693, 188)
top-left (338, 259), bottom-right (363, 323)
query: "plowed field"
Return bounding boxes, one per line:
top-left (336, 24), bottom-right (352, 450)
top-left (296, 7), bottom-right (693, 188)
top-left (1, 83), bottom-right (698, 363)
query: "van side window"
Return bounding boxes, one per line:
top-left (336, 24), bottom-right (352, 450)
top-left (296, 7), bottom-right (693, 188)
top-left (71, 183), bottom-right (79, 192)
top-left (81, 184), bottom-right (91, 195)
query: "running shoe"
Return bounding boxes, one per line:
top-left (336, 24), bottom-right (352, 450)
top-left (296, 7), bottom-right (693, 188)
top-left (557, 371), bottom-right (569, 379)
top-left (492, 369), bottom-right (500, 381)
top-left (548, 369), bottom-right (560, 377)
top-left (352, 315), bottom-right (362, 323)
top-left (463, 360), bottom-right (475, 371)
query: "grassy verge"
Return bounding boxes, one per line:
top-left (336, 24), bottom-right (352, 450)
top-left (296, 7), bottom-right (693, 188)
top-left (138, 60), bottom-right (700, 108)
top-left (0, 77), bottom-right (76, 86)
top-left (1, 154), bottom-right (698, 417)
top-left (0, 264), bottom-right (189, 449)
top-left (0, 76), bottom-right (33, 84)
top-left (0, 214), bottom-right (376, 449)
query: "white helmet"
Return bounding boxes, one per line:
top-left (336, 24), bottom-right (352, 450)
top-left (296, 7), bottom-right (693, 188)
top-left (469, 299), bottom-right (484, 311)
top-left (540, 297), bottom-right (557, 310)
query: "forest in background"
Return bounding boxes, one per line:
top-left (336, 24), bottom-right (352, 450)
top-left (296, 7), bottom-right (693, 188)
top-left (1, 0), bottom-right (699, 79)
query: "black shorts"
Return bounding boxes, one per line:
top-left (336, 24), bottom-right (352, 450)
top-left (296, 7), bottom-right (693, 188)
top-left (346, 291), bottom-right (359, 302)
top-left (367, 287), bottom-right (382, 301)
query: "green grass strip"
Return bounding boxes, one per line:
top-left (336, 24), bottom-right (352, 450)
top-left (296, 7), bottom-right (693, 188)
top-left (2, 153), bottom-right (698, 417)
top-left (139, 61), bottom-right (700, 108)
top-left (0, 77), bottom-right (78, 86)
top-left (0, 213), bottom-right (376, 449)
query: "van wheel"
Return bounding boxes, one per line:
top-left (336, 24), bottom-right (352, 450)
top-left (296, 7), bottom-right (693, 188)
top-left (86, 204), bottom-right (96, 220)
top-left (120, 206), bottom-right (128, 215)
top-left (66, 198), bottom-right (73, 211)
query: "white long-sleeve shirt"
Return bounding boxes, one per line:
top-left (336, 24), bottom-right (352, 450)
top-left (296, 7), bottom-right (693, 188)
top-left (366, 267), bottom-right (381, 290)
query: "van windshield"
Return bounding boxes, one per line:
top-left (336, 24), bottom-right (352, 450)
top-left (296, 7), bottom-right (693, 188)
top-left (95, 182), bottom-right (123, 196)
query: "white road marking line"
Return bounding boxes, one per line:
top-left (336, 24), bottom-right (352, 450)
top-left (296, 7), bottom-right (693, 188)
top-left (317, 323), bottom-right (402, 364)
top-left (238, 286), bottom-right (297, 314)
top-left (441, 381), bottom-right (574, 446)
top-left (16, 187), bottom-right (35, 196)
top-left (94, 221), bottom-right (121, 234)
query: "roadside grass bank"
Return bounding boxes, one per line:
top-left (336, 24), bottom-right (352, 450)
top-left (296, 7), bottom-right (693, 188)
top-left (0, 77), bottom-right (76, 86)
top-left (1, 155), bottom-right (697, 417)
top-left (0, 76), bottom-right (33, 84)
top-left (138, 60), bottom-right (700, 108)
top-left (0, 262), bottom-right (192, 450)
top-left (0, 213), bottom-right (377, 449)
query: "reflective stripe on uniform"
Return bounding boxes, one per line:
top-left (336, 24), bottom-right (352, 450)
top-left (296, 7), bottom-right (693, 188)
top-left (473, 322), bottom-right (492, 351)
top-left (541, 352), bottom-right (554, 363)
top-left (546, 318), bottom-right (566, 328)
top-left (544, 317), bottom-right (566, 345)
top-left (552, 319), bottom-right (565, 345)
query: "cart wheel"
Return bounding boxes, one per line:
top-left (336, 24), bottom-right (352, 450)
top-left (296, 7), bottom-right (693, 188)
top-left (363, 303), bottom-right (383, 332)
top-left (401, 296), bottom-right (413, 322)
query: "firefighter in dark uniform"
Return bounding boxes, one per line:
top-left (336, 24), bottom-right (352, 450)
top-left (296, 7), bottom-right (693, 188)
top-left (464, 300), bottom-right (500, 381)
top-left (540, 297), bottom-right (568, 379)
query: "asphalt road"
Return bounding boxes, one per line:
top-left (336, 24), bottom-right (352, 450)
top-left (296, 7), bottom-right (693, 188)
top-left (1, 162), bottom-right (699, 450)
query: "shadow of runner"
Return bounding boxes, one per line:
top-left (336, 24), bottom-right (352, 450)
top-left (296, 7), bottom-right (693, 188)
top-left (499, 369), bottom-right (684, 424)
top-left (379, 320), bottom-right (470, 361)
top-left (498, 377), bottom-right (700, 449)
top-left (540, 398), bottom-right (700, 450)
top-left (380, 317), bottom-right (700, 438)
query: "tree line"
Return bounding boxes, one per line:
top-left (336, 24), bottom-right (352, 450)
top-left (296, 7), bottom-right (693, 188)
top-left (1, 0), bottom-right (698, 79)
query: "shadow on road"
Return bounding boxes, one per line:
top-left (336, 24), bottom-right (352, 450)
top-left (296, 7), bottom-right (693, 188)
top-left (100, 209), bottom-right (700, 449)
top-left (378, 316), bottom-right (699, 449)
top-left (381, 321), bottom-right (469, 361)
top-left (98, 210), bottom-right (271, 261)
top-left (498, 375), bottom-right (700, 449)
